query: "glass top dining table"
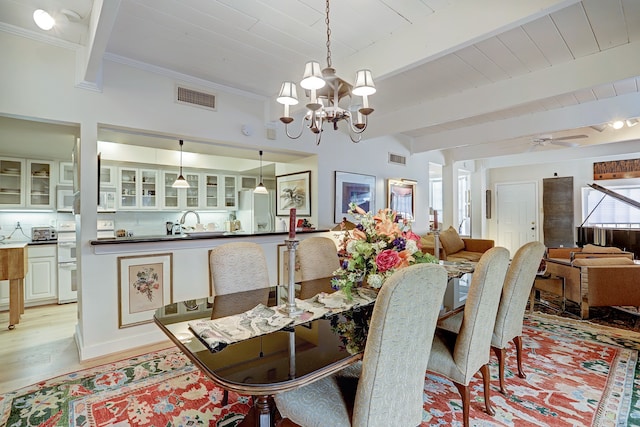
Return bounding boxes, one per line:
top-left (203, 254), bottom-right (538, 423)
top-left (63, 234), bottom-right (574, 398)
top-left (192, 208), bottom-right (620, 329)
top-left (154, 278), bottom-right (365, 427)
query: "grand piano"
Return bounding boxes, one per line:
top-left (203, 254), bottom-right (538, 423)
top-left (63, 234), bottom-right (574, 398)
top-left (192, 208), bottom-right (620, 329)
top-left (577, 182), bottom-right (640, 258)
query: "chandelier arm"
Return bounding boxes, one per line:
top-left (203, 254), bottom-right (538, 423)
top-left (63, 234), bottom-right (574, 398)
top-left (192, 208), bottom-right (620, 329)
top-left (283, 120), bottom-right (307, 140)
top-left (346, 114), bottom-right (368, 134)
top-left (349, 132), bottom-right (363, 143)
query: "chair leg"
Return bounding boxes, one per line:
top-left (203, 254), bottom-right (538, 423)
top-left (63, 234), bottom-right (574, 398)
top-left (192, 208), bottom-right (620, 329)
top-left (480, 364), bottom-right (495, 416)
top-left (491, 346), bottom-right (507, 394)
top-left (453, 381), bottom-right (471, 427)
top-left (513, 335), bottom-right (526, 379)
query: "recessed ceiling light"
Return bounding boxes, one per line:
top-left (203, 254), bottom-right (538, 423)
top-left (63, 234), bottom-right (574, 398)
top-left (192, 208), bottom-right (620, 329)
top-left (610, 120), bottom-right (625, 130)
top-left (33, 9), bottom-right (55, 30)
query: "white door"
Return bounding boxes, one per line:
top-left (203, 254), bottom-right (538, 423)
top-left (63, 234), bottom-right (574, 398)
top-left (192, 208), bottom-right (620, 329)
top-left (496, 181), bottom-right (538, 255)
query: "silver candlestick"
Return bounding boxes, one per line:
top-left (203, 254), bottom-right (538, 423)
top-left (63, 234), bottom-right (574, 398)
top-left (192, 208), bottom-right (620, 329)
top-left (280, 238), bottom-right (303, 317)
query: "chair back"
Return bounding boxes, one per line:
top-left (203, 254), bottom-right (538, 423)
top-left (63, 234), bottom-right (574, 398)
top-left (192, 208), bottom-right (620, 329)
top-left (297, 237), bottom-right (340, 281)
top-left (492, 241), bottom-right (545, 347)
top-left (209, 242), bottom-right (270, 296)
top-left (352, 263), bottom-right (448, 427)
top-left (453, 247), bottom-right (510, 381)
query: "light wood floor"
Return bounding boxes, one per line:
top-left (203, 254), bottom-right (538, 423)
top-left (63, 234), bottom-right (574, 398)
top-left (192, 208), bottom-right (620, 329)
top-left (0, 303), bottom-right (172, 394)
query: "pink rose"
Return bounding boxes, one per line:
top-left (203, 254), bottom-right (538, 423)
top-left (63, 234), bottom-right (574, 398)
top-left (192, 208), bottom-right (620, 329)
top-left (376, 249), bottom-right (400, 272)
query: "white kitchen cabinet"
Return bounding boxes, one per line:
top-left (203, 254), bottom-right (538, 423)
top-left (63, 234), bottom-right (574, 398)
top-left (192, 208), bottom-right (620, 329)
top-left (223, 175), bottom-right (237, 208)
top-left (27, 160), bottom-right (55, 209)
top-left (162, 171), bottom-right (201, 209)
top-left (239, 176), bottom-right (257, 190)
top-left (0, 244), bottom-right (58, 308)
top-left (118, 167), bottom-right (158, 209)
top-left (25, 245), bottom-right (57, 302)
top-left (99, 164), bottom-right (116, 187)
top-left (184, 171), bottom-right (201, 208)
top-left (203, 173), bottom-right (219, 209)
top-left (59, 162), bottom-right (74, 185)
top-left (0, 157), bottom-right (24, 208)
top-left (202, 174), bottom-right (236, 209)
top-left (0, 158), bottom-right (54, 209)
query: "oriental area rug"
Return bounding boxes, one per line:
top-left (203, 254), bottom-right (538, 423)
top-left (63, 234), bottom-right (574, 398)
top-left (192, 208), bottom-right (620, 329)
top-left (1, 312), bottom-right (639, 426)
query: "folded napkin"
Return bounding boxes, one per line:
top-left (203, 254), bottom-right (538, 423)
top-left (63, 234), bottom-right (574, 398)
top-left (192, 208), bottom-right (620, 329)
top-left (188, 288), bottom-right (377, 353)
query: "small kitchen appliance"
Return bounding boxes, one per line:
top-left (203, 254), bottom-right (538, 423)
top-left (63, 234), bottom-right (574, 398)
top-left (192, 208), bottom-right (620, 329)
top-left (31, 226), bottom-right (57, 241)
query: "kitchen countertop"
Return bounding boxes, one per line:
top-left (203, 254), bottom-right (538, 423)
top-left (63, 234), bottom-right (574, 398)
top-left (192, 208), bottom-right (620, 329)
top-left (90, 229), bottom-right (329, 245)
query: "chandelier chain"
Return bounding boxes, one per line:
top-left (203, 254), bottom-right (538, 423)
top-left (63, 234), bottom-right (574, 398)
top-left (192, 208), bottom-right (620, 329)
top-left (325, 0), bottom-right (331, 68)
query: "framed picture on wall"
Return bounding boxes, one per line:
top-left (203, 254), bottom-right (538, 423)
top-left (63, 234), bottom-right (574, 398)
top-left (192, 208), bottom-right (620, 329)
top-left (118, 253), bottom-right (173, 328)
top-left (334, 171), bottom-right (376, 223)
top-left (276, 171), bottom-right (311, 216)
top-left (387, 179), bottom-right (416, 221)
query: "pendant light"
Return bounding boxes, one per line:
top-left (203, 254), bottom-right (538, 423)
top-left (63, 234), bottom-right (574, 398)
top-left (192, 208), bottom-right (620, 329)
top-left (254, 150), bottom-right (268, 194)
top-left (172, 140), bottom-right (190, 188)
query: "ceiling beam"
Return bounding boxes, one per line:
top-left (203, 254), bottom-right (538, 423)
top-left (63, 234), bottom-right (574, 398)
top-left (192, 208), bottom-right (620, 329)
top-left (425, 91), bottom-right (640, 161)
top-left (76, 0), bottom-right (121, 89)
top-left (366, 40), bottom-right (640, 141)
top-left (339, 0), bottom-right (580, 79)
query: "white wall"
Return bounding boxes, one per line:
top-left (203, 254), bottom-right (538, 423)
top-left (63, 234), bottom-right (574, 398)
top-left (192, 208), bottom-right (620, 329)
top-left (0, 32), bottom-right (436, 359)
top-left (485, 150), bottom-right (640, 246)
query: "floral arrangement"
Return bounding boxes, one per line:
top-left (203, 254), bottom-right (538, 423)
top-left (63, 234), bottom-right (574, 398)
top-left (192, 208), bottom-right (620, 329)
top-left (331, 202), bottom-right (437, 298)
top-left (330, 304), bottom-right (374, 355)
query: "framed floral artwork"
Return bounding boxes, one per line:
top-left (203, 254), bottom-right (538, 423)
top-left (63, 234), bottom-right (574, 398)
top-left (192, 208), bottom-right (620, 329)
top-left (387, 178), bottom-right (416, 221)
top-left (276, 170), bottom-right (311, 216)
top-left (334, 171), bottom-right (376, 223)
top-left (118, 253), bottom-right (173, 328)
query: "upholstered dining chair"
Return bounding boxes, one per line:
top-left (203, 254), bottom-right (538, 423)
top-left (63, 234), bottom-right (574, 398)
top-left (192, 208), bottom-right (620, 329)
top-left (297, 236), bottom-right (340, 280)
top-left (427, 246), bottom-right (510, 427)
top-left (437, 241), bottom-right (546, 394)
top-left (208, 242), bottom-right (271, 318)
top-left (274, 263), bottom-right (449, 427)
top-left (296, 236), bottom-right (341, 299)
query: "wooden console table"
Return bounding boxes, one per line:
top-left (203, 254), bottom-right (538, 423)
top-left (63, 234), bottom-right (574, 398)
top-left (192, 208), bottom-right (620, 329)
top-left (0, 243), bottom-right (28, 329)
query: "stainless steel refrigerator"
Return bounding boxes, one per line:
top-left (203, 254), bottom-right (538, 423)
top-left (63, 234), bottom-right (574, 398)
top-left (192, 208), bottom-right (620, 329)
top-left (236, 189), bottom-right (275, 234)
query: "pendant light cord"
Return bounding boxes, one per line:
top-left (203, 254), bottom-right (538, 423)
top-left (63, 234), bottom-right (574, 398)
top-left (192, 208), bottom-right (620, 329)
top-left (179, 139), bottom-right (184, 174)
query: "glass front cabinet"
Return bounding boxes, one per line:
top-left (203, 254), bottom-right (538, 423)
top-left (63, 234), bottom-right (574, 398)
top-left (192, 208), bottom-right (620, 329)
top-left (223, 176), bottom-right (237, 209)
top-left (204, 174), bottom-right (219, 208)
top-left (0, 158), bottom-right (24, 207)
top-left (28, 160), bottom-right (54, 208)
top-left (118, 167), bottom-right (158, 209)
top-left (162, 171), bottom-right (201, 209)
top-left (0, 158), bottom-right (54, 209)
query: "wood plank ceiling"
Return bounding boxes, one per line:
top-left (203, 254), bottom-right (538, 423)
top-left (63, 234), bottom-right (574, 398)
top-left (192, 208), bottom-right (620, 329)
top-left (0, 0), bottom-right (639, 161)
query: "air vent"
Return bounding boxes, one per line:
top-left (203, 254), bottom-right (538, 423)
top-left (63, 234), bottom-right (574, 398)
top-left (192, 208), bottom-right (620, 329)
top-left (176, 86), bottom-right (216, 111)
top-left (388, 153), bottom-right (406, 165)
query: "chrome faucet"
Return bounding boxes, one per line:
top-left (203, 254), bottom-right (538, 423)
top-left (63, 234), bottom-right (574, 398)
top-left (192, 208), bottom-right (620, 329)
top-left (179, 210), bottom-right (200, 225)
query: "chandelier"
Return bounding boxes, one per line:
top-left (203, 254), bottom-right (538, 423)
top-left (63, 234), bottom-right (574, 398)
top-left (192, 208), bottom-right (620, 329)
top-left (276, 0), bottom-right (376, 145)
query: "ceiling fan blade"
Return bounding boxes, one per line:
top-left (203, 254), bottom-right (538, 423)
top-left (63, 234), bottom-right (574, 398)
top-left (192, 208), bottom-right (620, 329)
top-left (553, 134), bottom-right (588, 141)
top-left (552, 140), bottom-right (580, 147)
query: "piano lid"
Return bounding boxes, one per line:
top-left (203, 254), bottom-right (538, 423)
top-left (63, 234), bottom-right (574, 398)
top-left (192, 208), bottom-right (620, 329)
top-left (581, 182), bottom-right (640, 227)
top-left (588, 183), bottom-right (640, 210)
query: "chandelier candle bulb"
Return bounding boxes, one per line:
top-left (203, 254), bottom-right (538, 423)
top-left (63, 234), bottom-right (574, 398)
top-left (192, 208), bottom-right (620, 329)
top-left (289, 208), bottom-right (296, 239)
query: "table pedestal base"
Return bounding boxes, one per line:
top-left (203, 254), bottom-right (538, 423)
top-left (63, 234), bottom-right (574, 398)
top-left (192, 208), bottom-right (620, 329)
top-left (238, 396), bottom-right (276, 427)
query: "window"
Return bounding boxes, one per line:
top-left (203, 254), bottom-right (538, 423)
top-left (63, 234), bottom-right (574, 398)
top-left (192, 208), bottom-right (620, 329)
top-left (582, 185), bottom-right (640, 228)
